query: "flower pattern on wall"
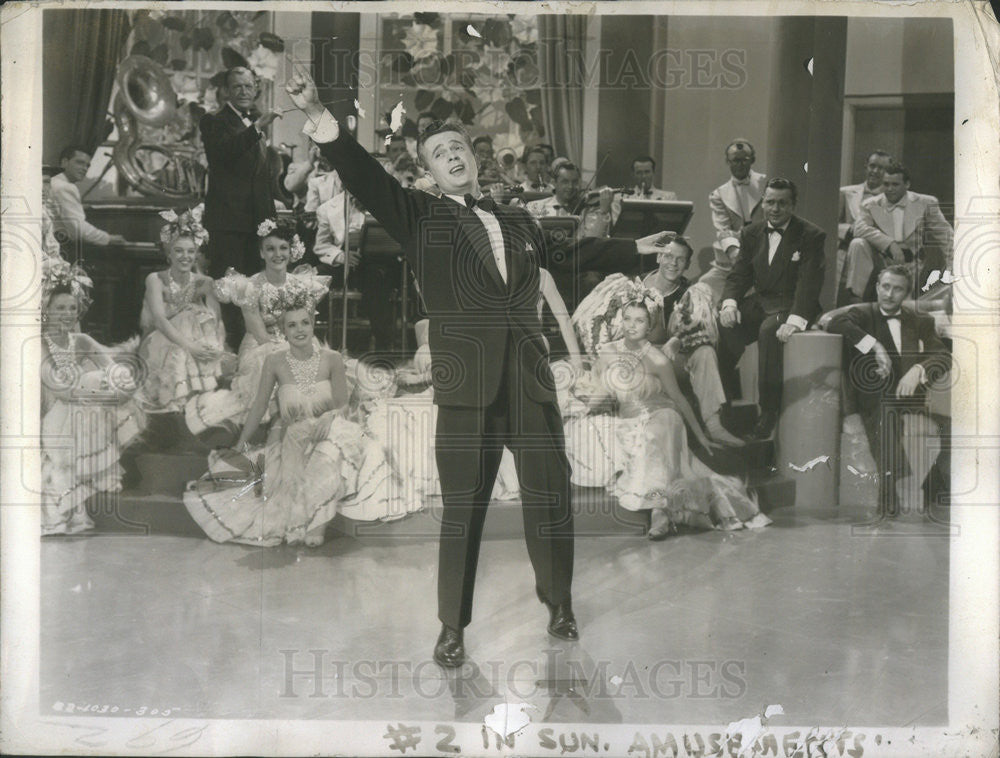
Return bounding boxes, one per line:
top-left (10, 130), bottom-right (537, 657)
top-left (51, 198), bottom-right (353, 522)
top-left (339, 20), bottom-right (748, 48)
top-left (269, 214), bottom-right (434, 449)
top-left (379, 13), bottom-right (545, 172)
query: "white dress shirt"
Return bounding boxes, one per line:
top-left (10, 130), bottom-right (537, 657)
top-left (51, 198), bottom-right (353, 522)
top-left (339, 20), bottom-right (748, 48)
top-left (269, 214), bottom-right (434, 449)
top-left (855, 310), bottom-right (902, 354)
top-left (49, 172), bottom-right (111, 246)
top-left (446, 194), bottom-right (507, 284)
top-left (889, 200), bottom-right (906, 242)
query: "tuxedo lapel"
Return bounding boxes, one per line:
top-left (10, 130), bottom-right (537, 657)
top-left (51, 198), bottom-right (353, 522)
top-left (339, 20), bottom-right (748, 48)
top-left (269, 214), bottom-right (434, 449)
top-left (750, 225), bottom-right (769, 282)
top-left (762, 216), bottom-right (798, 287)
top-left (846, 185), bottom-right (864, 220)
top-left (718, 181), bottom-right (741, 217)
top-left (451, 200), bottom-right (506, 293)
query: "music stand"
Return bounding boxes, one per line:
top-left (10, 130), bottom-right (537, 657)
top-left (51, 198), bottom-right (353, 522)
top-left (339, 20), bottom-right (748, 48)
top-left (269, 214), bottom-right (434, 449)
top-left (358, 220), bottom-right (411, 352)
top-left (612, 199), bottom-right (694, 272)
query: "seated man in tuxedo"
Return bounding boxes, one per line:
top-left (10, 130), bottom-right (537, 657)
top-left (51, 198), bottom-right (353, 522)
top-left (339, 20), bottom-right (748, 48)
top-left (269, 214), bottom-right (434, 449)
top-left (50, 145), bottom-right (130, 252)
top-left (700, 138), bottom-right (767, 305)
top-left (826, 265), bottom-right (950, 517)
top-left (643, 237), bottom-right (744, 446)
top-left (840, 163), bottom-right (953, 304)
top-left (717, 178), bottom-right (826, 440)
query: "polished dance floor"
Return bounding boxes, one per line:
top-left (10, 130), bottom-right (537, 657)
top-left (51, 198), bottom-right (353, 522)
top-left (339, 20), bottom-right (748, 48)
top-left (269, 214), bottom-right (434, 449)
top-left (41, 504), bottom-right (949, 727)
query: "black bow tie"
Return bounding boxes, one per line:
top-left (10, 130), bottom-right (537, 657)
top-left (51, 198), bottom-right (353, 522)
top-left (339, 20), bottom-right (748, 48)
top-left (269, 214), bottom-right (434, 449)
top-left (882, 313), bottom-right (900, 321)
top-left (465, 194), bottom-right (497, 213)
top-left (766, 226), bottom-right (784, 236)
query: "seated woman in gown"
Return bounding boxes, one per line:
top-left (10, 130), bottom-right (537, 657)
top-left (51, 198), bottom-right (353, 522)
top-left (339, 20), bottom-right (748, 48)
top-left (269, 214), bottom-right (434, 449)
top-left (40, 259), bottom-right (145, 535)
top-left (183, 285), bottom-right (401, 547)
top-left (186, 217), bottom-right (330, 435)
top-left (585, 285), bottom-right (771, 539)
top-left (137, 206), bottom-right (228, 413)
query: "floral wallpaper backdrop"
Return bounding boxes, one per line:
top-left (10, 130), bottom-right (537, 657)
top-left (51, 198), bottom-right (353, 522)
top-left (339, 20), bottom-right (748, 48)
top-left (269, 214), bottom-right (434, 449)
top-left (121, 9), bottom-right (279, 155)
top-left (378, 13), bottom-right (544, 165)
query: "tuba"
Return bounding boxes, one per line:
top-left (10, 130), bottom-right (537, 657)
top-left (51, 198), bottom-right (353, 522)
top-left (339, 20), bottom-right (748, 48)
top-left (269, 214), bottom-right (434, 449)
top-left (112, 55), bottom-right (206, 201)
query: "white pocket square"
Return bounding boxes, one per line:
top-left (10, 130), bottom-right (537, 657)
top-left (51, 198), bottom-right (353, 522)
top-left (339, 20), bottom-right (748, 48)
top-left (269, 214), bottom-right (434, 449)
top-left (790, 251), bottom-right (801, 262)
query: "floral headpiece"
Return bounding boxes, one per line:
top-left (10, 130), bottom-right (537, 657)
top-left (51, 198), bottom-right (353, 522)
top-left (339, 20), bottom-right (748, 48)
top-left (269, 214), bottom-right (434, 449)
top-left (257, 217), bottom-right (306, 262)
top-left (159, 204), bottom-right (209, 248)
top-left (42, 256), bottom-right (93, 312)
top-left (620, 277), bottom-right (663, 314)
top-left (585, 276), bottom-right (664, 357)
top-left (274, 276), bottom-right (322, 316)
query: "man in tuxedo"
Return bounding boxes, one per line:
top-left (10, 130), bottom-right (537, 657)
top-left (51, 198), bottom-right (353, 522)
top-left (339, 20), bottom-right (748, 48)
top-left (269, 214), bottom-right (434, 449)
top-left (717, 178), bottom-right (826, 439)
top-left (701, 139), bottom-right (768, 305)
top-left (840, 163), bottom-right (953, 304)
top-left (826, 265), bottom-right (950, 516)
top-left (200, 67), bottom-right (280, 345)
top-left (285, 69), bottom-right (582, 669)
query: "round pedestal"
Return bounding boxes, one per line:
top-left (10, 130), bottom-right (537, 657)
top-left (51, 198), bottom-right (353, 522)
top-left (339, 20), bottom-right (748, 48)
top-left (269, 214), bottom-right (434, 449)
top-left (777, 332), bottom-right (843, 508)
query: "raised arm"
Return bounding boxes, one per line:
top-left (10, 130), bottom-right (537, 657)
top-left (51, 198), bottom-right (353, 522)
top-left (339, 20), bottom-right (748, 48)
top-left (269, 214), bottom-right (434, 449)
top-left (286, 69), bottom-right (423, 251)
top-left (199, 113), bottom-right (266, 167)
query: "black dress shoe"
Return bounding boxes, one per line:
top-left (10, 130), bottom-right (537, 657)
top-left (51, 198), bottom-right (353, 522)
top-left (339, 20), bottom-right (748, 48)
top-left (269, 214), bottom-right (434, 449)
top-left (536, 588), bottom-right (579, 641)
top-left (751, 410), bottom-right (777, 440)
top-left (432, 624), bottom-right (465, 668)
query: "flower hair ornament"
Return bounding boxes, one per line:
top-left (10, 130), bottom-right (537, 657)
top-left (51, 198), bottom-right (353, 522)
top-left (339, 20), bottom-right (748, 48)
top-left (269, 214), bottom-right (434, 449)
top-left (257, 217), bottom-right (307, 262)
top-left (41, 256), bottom-right (93, 313)
top-left (583, 275), bottom-right (664, 356)
top-left (159, 204), bottom-right (209, 248)
top-left (274, 276), bottom-right (322, 316)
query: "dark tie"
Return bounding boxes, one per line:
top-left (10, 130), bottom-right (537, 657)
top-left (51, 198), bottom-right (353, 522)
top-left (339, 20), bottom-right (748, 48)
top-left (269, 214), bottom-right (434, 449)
top-left (883, 314), bottom-right (900, 321)
top-left (767, 226), bottom-right (784, 236)
top-left (464, 193), bottom-right (497, 213)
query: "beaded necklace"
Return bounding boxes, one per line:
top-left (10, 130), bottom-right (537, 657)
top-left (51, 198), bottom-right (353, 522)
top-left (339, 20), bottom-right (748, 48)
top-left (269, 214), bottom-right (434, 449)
top-left (286, 348), bottom-right (320, 393)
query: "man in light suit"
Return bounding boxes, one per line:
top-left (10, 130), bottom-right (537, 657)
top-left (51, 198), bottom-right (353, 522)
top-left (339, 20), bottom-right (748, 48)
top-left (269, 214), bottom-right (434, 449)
top-left (826, 265), bottom-right (950, 517)
top-left (837, 150), bottom-right (893, 246)
top-left (700, 139), bottom-right (768, 305)
top-left (840, 163), bottom-right (953, 305)
top-left (717, 178), bottom-right (826, 440)
top-left (626, 156), bottom-right (678, 200)
top-left (50, 146), bottom-right (129, 251)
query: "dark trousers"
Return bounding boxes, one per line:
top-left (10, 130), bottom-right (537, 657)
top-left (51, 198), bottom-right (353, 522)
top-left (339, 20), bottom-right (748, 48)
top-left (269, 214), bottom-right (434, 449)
top-left (207, 230), bottom-right (260, 350)
top-left (858, 396), bottom-right (928, 516)
top-left (434, 341), bottom-right (574, 629)
top-left (717, 297), bottom-right (786, 415)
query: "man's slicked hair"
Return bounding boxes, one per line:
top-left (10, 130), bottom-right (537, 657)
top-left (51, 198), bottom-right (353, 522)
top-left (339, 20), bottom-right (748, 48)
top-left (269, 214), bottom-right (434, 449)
top-left (765, 177), bottom-right (798, 204)
top-left (416, 120), bottom-right (474, 165)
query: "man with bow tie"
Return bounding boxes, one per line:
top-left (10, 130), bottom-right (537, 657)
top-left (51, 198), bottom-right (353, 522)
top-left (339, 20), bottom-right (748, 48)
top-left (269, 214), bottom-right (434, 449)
top-left (200, 67), bottom-right (281, 345)
top-left (840, 163), bottom-right (953, 304)
top-left (701, 139), bottom-right (768, 305)
top-left (717, 178), bottom-right (826, 440)
top-left (826, 265), bottom-right (950, 516)
top-left (284, 68), bottom-right (587, 670)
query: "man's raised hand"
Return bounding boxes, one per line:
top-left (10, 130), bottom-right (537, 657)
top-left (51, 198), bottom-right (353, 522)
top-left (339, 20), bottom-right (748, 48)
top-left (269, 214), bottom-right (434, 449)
top-left (284, 67), bottom-right (326, 124)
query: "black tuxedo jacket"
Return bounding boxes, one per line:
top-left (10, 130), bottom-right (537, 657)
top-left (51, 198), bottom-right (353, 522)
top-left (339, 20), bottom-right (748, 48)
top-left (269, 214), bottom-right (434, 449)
top-left (722, 214), bottom-right (826, 324)
top-left (317, 131), bottom-right (555, 408)
top-left (200, 106), bottom-right (274, 233)
top-left (827, 303), bottom-right (949, 402)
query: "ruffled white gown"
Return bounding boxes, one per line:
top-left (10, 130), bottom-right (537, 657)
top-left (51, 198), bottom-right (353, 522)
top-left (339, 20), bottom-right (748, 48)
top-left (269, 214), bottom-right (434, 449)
top-left (41, 335), bottom-right (146, 535)
top-left (183, 374), bottom-right (404, 547)
top-left (185, 267), bottom-right (330, 434)
top-left (597, 341), bottom-right (768, 529)
top-left (137, 272), bottom-right (226, 413)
